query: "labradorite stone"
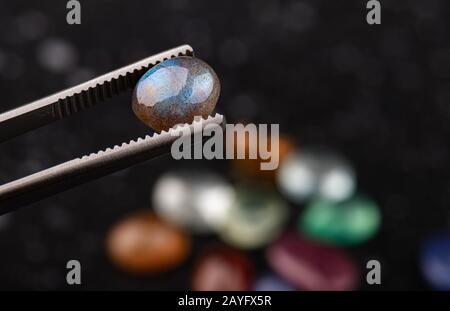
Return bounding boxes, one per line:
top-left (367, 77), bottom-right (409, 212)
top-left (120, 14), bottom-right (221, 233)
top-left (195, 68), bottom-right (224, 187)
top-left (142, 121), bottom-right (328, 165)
top-left (300, 195), bottom-right (381, 246)
top-left (132, 56), bottom-right (220, 132)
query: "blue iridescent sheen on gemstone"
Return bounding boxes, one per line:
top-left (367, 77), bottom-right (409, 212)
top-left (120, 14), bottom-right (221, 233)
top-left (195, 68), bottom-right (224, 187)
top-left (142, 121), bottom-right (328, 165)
top-left (132, 56), bottom-right (220, 132)
top-left (420, 234), bottom-right (450, 290)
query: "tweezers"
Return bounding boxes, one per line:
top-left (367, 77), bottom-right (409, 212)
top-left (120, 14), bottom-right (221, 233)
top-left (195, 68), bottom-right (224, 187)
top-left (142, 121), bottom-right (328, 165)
top-left (0, 45), bottom-right (225, 215)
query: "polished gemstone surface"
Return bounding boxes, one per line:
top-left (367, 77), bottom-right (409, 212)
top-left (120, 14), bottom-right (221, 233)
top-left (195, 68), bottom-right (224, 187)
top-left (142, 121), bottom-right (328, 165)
top-left (219, 183), bottom-right (288, 249)
top-left (153, 170), bottom-right (235, 233)
top-left (300, 195), bottom-right (381, 246)
top-left (266, 232), bottom-right (359, 290)
top-left (277, 151), bottom-right (319, 203)
top-left (191, 246), bottom-right (253, 291)
top-left (277, 149), bottom-right (355, 203)
top-left (420, 234), bottom-right (450, 290)
top-left (132, 56), bottom-right (220, 132)
top-left (106, 211), bottom-right (190, 274)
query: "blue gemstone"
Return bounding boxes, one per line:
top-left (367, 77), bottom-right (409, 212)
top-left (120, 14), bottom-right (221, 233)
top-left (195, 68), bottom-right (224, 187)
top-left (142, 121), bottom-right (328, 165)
top-left (253, 274), bottom-right (295, 291)
top-left (420, 233), bottom-right (450, 290)
top-left (132, 56), bottom-right (220, 132)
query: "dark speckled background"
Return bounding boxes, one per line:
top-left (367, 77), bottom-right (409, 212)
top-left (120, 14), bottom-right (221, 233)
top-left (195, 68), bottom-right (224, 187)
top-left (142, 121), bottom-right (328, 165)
top-left (0, 0), bottom-right (449, 290)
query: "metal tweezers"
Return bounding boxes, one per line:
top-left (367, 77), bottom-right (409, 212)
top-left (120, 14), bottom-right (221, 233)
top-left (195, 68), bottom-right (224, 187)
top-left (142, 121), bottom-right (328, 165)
top-left (0, 45), bottom-right (225, 215)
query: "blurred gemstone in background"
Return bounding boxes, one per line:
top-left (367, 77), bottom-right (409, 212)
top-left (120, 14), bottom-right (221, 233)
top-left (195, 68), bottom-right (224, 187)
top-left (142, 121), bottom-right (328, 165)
top-left (191, 246), bottom-right (253, 291)
top-left (300, 195), bottom-right (381, 246)
top-left (253, 274), bottom-right (295, 291)
top-left (420, 233), bottom-right (450, 291)
top-left (218, 183), bottom-right (288, 249)
top-left (153, 170), bottom-right (235, 233)
top-left (277, 149), bottom-right (356, 203)
top-left (266, 232), bottom-right (359, 291)
top-left (231, 133), bottom-right (296, 182)
top-left (107, 211), bottom-right (191, 274)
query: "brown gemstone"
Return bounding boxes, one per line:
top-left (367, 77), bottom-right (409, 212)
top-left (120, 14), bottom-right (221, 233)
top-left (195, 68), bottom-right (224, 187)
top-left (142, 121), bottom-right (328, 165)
top-left (231, 133), bottom-right (296, 181)
top-left (107, 211), bottom-right (191, 274)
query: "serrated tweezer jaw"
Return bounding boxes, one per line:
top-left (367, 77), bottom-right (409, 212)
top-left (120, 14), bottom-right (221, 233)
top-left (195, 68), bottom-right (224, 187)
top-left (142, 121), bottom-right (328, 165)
top-left (0, 113), bottom-right (225, 215)
top-left (0, 45), bottom-right (226, 215)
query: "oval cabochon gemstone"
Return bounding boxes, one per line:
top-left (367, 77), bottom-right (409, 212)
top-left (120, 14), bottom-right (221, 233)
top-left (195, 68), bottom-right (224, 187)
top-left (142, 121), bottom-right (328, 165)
top-left (277, 149), bottom-right (355, 204)
top-left (420, 233), bottom-right (450, 290)
top-left (219, 183), bottom-right (288, 249)
top-left (300, 195), bottom-right (381, 246)
top-left (153, 170), bottom-right (235, 233)
top-left (107, 211), bottom-right (191, 274)
top-left (231, 134), bottom-right (296, 182)
top-left (132, 56), bottom-right (220, 132)
top-left (266, 232), bottom-right (359, 291)
top-left (191, 246), bottom-right (254, 291)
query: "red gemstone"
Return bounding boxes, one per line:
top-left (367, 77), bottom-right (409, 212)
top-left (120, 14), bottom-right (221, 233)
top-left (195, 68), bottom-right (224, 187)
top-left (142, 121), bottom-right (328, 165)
top-left (267, 232), bottom-right (359, 290)
top-left (191, 246), bottom-right (254, 291)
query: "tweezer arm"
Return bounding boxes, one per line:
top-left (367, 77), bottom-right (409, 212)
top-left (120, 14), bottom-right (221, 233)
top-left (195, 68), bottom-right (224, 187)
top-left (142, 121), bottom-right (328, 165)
top-left (0, 45), bottom-right (193, 142)
top-left (0, 114), bottom-right (224, 215)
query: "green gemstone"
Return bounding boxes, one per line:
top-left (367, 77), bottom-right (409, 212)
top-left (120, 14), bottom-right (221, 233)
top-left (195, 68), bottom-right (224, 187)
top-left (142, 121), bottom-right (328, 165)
top-left (300, 195), bottom-right (381, 246)
top-left (219, 184), bottom-right (288, 249)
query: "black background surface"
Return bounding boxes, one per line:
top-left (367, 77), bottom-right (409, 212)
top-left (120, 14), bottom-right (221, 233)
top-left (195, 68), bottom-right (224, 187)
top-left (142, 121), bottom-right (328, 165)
top-left (0, 0), bottom-right (449, 290)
